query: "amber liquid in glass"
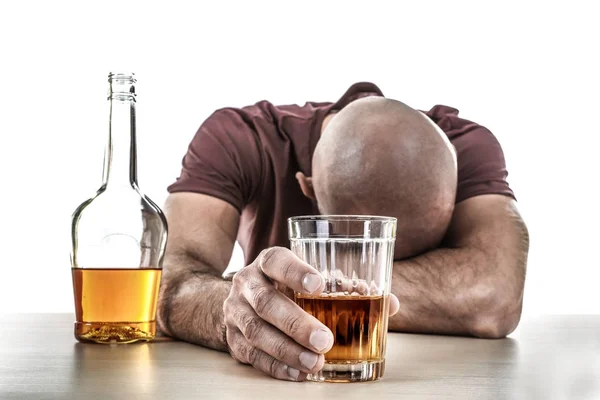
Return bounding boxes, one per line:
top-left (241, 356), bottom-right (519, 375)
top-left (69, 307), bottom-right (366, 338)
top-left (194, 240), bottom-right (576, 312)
top-left (295, 294), bottom-right (390, 363)
top-left (72, 268), bottom-right (162, 344)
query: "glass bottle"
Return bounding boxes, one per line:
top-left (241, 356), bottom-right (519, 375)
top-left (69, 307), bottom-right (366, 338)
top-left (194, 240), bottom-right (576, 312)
top-left (70, 72), bottom-right (168, 344)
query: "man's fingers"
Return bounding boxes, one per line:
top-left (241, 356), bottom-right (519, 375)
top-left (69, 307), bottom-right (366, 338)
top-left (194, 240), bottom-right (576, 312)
top-left (258, 247), bottom-right (325, 295)
top-left (230, 301), bottom-right (325, 374)
top-left (250, 347), bottom-right (308, 382)
top-left (242, 272), bottom-right (334, 354)
top-left (227, 328), bottom-right (307, 382)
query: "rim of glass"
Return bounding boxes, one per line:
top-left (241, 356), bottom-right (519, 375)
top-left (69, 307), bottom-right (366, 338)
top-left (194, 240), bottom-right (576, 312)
top-left (288, 215), bottom-right (397, 223)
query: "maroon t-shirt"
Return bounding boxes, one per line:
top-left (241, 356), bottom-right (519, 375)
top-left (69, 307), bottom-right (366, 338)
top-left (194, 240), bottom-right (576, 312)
top-left (168, 82), bottom-right (514, 264)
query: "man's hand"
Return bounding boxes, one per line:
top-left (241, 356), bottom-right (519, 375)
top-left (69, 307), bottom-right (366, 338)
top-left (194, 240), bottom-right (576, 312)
top-left (223, 247), bottom-right (333, 381)
top-left (223, 246), bottom-right (401, 381)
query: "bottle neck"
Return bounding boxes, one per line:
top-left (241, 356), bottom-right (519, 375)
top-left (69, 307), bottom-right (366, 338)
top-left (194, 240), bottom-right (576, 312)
top-left (102, 75), bottom-right (138, 190)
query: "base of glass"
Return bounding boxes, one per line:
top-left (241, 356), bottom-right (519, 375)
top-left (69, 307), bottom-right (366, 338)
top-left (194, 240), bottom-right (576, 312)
top-left (74, 321), bottom-right (155, 344)
top-left (308, 360), bottom-right (385, 382)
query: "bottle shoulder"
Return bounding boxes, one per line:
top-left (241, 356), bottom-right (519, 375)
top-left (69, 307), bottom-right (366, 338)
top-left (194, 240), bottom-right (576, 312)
top-left (71, 185), bottom-right (168, 269)
top-left (72, 187), bottom-right (167, 227)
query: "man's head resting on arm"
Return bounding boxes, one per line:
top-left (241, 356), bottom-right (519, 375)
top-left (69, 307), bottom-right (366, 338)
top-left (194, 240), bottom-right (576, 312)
top-left (297, 97), bottom-right (458, 259)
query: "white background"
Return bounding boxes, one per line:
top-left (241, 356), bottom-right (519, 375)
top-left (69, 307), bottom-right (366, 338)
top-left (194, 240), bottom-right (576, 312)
top-left (0, 0), bottom-right (598, 317)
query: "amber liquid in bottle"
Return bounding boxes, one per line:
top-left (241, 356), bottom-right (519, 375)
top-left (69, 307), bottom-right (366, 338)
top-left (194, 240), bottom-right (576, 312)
top-left (295, 294), bottom-right (390, 363)
top-left (72, 268), bottom-right (162, 343)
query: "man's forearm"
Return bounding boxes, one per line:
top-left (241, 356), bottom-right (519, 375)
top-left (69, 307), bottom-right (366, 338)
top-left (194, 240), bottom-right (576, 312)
top-left (389, 247), bottom-right (524, 338)
top-left (157, 256), bottom-right (232, 351)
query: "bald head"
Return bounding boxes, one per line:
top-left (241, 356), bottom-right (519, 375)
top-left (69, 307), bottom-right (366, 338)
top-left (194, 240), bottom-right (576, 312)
top-left (312, 97), bottom-right (457, 259)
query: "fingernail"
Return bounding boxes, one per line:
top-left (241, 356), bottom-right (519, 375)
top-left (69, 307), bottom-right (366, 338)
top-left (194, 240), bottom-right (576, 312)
top-left (287, 366), bottom-right (300, 380)
top-left (299, 351), bottom-right (318, 370)
top-left (309, 328), bottom-right (333, 352)
top-left (302, 273), bottom-right (322, 293)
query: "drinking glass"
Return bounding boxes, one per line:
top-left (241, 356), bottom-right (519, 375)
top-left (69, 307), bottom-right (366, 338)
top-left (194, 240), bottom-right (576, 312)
top-left (288, 215), bottom-right (396, 382)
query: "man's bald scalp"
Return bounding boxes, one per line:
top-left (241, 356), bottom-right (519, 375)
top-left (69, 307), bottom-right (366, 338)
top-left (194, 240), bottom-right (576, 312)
top-left (312, 97), bottom-right (457, 258)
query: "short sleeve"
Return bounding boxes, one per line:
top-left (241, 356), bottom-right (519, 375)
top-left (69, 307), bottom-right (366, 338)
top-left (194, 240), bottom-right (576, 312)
top-left (452, 123), bottom-right (515, 203)
top-left (425, 105), bottom-right (515, 203)
top-left (167, 108), bottom-right (262, 213)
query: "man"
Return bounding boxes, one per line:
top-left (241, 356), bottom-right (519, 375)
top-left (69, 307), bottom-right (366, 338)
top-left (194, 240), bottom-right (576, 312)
top-left (157, 82), bottom-right (529, 382)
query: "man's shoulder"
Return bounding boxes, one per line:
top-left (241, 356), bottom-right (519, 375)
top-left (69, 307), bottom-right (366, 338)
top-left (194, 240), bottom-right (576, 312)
top-left (422, 104), bottom-right (483, 135)
top-left (206, 82), bottom-right (384, 126)
top-left (205, 99), bottom-right (331, 128)
top-left (423, 105), bottom-right (515, 203)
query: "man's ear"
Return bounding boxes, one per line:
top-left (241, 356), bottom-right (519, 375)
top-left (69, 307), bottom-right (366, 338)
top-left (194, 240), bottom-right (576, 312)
top-left (295, 172), bottom-right (316, 200)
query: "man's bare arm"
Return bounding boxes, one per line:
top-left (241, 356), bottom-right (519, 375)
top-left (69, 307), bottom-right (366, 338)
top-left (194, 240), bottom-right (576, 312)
top-left (157, 192), bottom-right (239, 350)
top-left (389, 194), bottom-right (529, 338)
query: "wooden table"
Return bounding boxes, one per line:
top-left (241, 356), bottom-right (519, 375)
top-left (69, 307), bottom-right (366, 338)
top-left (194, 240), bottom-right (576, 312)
top-left (1, 314), bottom-right (599, 399)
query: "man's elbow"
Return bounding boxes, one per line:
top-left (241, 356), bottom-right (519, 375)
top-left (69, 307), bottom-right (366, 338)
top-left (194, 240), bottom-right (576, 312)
top-left (468, 289), bottom-right (523, 339)
top-left (470, 312), bottom-right (521, 339)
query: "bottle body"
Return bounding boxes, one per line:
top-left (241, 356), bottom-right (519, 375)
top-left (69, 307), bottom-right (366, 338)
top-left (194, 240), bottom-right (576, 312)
top-left (70, 73), bottom-right (167, 343)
